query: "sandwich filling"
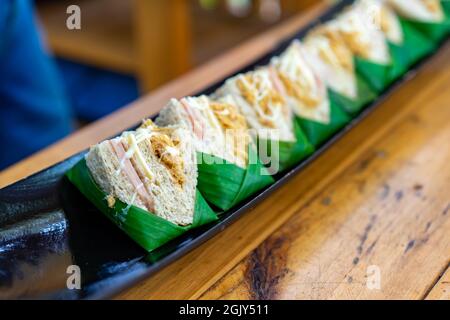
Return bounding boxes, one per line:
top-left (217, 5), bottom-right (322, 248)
top-left (236, 73), bottom-right (285, 129)
top-left (221, 69), bottom-right (295, 142)
top-left (272, 40), bottom-right (330, 124)
top-left (158, 96), bottom-right (250, 168)
top-left (331, 5), bottom-right (391, 65)
top-left (356, 0), bottom-right (404, 45)
top-left (109, 137), bottom-right (155, 212)
top-left (139, 120), bottom-right (185, 187)
top-left (209, 100), bottom-right (250, 167)
top-left (387, 0), bottom-right (444, 22)
top-left (304, 26), bottom-right (357, 99)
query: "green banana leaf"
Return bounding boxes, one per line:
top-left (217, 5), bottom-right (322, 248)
top-left (388, 19), bottom-right (435, 81)
top-left (402, 1), bottom-right (450, 44)
top-left (196, 145), bottom-right (274, 211)
top-left (443, 0), bottom-right (450, 33)
top-left (66, 159), bottom-right (218, 252)
top-left (328, 74), bottom-right (377, 115)
top-left (444, 0), bottom-right (450, 18)
top-left (257, 119), bottom-right (314, 174)
top-left (355, 13), bottom-right (445, 94)
top-left (388, 41), bottom-right (409, 82)
top-left (393, 19), bottom-right (436, 71)
top-left (355, 56), bottom-right (391, 94)
top-left (296, 97), bottom-right (350, 148)
top-left (408, 20), bottom-right (449, 43)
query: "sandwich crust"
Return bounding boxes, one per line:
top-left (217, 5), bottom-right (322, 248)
top-left (271, 40), bottom-right (331, 124)
top-left (217, 69), bottom-right (296, 142)
top-left (156, 96), bottom-right (250, 168)
top-left (304, 26), bottom-right (358, 99)
top-left (330, 5), bottom-right (391, 65)
top-left (86, 122), bottom-right (197, 226)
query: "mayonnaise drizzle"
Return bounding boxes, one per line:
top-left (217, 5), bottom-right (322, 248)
top-left (115, 129), bottom-right (156, 178)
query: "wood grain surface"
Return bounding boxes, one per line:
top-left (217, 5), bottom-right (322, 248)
top-left (0, 2), bottom-right (448, 300)
top-left (426, 266), bottom-right (450, 300)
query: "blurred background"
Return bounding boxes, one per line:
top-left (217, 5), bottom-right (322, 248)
top-left (0, 0), bottom-right (326, 170)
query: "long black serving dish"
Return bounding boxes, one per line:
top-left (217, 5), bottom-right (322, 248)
top-left (0, 0), bottom-right (447, 299)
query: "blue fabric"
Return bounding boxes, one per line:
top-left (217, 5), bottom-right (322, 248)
top-left (57, 58), bottom-right (139, 121)
top-left (0, 0), bottom-right (73, 170)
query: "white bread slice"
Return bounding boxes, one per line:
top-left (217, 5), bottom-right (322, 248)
top-left (355, 0), bottom-right (403, 45)
top-left (156, 96), bottom-right (249, 168)
top-left (330, 5), bottom-right (391, 65)
top-left (387, 0), bottom-right (444, 23)
top-left (86, 124), bottom-right (197, 226)
top-left (303, 25), bottom-right (358, 99)
top-left (216, 68), bottom-right (296, 142)
top-left (156, 97), bottom-right (229, 164)
top-left (271, 40), bottom-right (331, 124)
top-left (86, 139), bottom-right (149, 211)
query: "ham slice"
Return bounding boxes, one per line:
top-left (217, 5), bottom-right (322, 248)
top-left (109, 139), bottom-right (155, 212)
top-left (268, 66), bottom-right (287, 96)
top-left (180, 98), bottom-right (205, 140)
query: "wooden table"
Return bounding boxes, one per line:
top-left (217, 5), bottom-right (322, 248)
top-left (37, 0), bottom-right (192, 92)
top-left (36, 0), bottom-right (319, 92)
top-left (1, 2), bottom-right (449, 300)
